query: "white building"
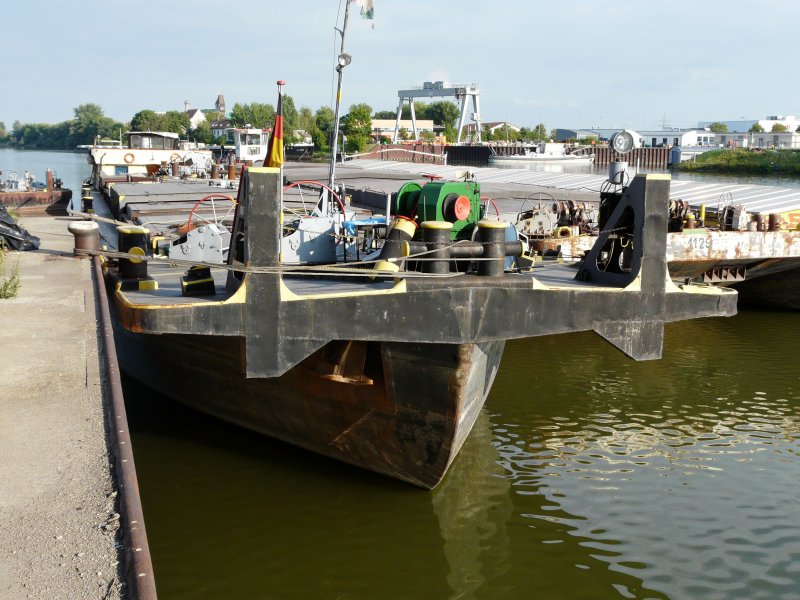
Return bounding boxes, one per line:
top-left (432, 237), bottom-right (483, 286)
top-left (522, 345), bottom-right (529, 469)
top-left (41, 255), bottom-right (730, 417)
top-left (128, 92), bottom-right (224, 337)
top-left (698, 115), bottom-right (800, 134)
top-left (637, 128), bottom-right (715, 148)
top-left (558, 128), bottom-right (714, 147)
top-left (718, 131), bottom-right (800, 149)
top-left (186, 108), bottom-right (206, 129)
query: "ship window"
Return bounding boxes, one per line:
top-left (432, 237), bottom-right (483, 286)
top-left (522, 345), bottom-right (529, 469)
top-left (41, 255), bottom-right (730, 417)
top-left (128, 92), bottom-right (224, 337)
top-left (246, 134), bottom-right (261, 145)
top-left (240, 133), bottom-right (247, 145)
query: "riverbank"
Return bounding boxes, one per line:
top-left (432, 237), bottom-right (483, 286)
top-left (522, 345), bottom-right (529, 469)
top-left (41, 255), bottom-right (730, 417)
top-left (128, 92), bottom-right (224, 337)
top-left (0, 215), bottom-right (123, 599)
top-left (677, 148), bottom-right (800, 175)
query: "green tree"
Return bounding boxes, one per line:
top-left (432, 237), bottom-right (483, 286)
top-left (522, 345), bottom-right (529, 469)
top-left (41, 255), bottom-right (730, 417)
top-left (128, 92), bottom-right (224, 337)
top-left (69, 103), bottom-right (121, 146)
top-left (161, 110), bottom-right (190, 134)
top-left (426, 101), bottom-right (460, 129)
top-left (0, 121), bottom-right (6, 139)
top-left (131, 110), bottom-right (161, 131)
top-left (298, 107), bottom-right (315, 131)
top-left (401, 102), bottom-right (427, 120)
top-left (296, 106), bottom-right (321, 147)
top-left (281, 95), bottom-right (298, 142)
top-left (203, 110), bottom-right (222, 122)
top-left (708, 122), bottom-right (728, 133)
top-left (420, 130), bottom-right (435, 142)
top-left (341, 103), bottom-right (373, 151)
top-left (771, 123), bottom-right (788, 132)
top-left (373, 110), bottom-right (396, 120)
top-left (749, 123), bottom-right (765, 133)
top-left (229, 102), bottom-right (275, 128)
top-left (315, 106), bottom-right (335, 150)
top-left (190, 120), bottom-right (213, 144)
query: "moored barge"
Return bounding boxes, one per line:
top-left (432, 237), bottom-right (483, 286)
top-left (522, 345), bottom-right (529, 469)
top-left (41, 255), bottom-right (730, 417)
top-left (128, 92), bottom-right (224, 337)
top-left (99, 168), bottom-right (736, 488)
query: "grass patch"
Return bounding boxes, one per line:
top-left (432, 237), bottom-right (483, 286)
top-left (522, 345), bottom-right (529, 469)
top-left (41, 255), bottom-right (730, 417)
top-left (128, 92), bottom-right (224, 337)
top-left (677, 148), bottom-right (800, 175)
top-left (0, 243), bottom-right (21, 299)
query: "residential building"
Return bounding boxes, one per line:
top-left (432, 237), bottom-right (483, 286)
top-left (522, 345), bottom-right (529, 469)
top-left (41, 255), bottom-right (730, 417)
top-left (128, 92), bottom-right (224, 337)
top-left (186, 108), bottom-right (206, 129)
top-left (211, 119), bottom-right (233, 140)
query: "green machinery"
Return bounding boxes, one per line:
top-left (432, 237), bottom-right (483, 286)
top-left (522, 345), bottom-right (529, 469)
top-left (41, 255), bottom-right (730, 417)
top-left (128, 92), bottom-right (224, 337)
top-left (395, 180), bottom-right (483, 240)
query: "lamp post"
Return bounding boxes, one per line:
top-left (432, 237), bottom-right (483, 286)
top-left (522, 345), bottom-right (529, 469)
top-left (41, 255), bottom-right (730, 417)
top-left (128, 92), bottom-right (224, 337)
top-left (328, 0), bottom-right (352, 197)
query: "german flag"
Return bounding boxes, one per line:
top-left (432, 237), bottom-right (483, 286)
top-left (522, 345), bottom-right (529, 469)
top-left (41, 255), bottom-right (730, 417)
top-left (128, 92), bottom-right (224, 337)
top-left (266, 81), bottom-right (285, 168)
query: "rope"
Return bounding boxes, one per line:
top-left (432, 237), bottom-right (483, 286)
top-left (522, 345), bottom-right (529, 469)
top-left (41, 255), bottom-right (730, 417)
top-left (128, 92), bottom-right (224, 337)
top-left (77, 247), bottom-right (474, 278)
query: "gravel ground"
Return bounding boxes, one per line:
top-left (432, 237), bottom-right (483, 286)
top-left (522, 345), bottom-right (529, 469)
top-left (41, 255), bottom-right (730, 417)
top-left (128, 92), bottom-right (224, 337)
top-left (0, 215), bottom-right (125, 599)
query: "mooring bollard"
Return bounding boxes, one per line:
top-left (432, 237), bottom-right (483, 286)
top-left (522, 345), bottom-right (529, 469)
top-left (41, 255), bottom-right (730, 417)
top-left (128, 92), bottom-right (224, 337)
top-left (477, 220), bottom-right (509, 277)
top-left (117, 225), bottom-right (149, 279)
top-left (421, 221), bottom-right (452, 275)
top-left (81, 193), bottom-right (94, 215)
top-left (67, 221), bottom-right (100, 258)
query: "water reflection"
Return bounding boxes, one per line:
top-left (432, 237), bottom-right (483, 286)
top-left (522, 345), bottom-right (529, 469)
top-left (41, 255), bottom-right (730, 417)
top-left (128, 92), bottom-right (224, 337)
top-left (490, 313), bottom-right (800, 599)
top-left (123, 311), bottom-right (800, 599)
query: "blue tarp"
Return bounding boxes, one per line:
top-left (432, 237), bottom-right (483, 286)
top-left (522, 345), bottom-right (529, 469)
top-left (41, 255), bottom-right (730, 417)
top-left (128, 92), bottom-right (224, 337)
top-left (342, 216), bottom-right (387, 237)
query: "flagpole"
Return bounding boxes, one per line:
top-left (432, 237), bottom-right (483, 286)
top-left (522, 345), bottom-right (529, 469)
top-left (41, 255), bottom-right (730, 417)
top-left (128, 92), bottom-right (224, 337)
top-left (276, 80), bottom-right (285, 229)
top-left (328, 0), bottom-right (352, 210)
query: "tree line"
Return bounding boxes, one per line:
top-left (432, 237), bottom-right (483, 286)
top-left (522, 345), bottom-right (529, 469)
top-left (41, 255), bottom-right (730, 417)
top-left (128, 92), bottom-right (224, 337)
top-left (0, 98), bottom-right (555, 152)
top-left (707, 121), bottom-right (800, 134)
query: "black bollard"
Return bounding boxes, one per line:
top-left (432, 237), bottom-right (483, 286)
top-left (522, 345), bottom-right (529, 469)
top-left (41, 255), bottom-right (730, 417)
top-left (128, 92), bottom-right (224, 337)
top-left (117, 225), bottom-right (150, 280)
top-left (421, 221), bottom-right (452, 275)
top-left (477, 220), bottom-right (508, 277)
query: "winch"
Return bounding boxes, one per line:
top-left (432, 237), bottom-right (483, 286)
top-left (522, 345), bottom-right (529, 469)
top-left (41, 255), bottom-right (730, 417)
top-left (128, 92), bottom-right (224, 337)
top-left (394, 180), bottom-right (482, 240)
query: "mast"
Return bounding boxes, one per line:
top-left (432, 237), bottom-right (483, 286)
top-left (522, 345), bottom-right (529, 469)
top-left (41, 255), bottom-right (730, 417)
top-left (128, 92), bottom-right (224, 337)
top-left (328, 0), bottom-right (352, 198)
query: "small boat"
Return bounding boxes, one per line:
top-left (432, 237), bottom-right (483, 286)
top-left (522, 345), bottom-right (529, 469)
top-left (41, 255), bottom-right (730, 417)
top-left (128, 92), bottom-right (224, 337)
top-left (0, 170), bottom-right (71, 215)
top-left (215, 126), bottom-right (314, 166)
top-left (86, 131), bottom-right (214, 186)
top-left (489, 143), bottom-right (595, 166)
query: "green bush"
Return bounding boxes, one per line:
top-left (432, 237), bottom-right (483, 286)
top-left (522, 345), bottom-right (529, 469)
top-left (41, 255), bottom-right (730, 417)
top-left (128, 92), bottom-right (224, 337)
top-left (0, 246), bottom-right (20, 299)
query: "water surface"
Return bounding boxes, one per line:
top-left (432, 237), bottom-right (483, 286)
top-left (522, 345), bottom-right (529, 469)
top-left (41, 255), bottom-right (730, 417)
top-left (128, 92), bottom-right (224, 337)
top-left (124, 311), bottom-right (800, 599)
top-left (0, 147), bottom-right (91, 193)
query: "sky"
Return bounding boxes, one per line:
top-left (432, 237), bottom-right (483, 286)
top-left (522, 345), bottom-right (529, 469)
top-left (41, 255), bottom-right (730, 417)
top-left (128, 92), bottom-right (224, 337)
top-left (3, 0), bottom-right (799, 132)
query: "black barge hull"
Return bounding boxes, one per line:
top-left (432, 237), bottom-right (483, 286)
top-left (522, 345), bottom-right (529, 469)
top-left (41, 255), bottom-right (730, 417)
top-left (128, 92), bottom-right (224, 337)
top-left (116, 329), bottom-right (503, 488)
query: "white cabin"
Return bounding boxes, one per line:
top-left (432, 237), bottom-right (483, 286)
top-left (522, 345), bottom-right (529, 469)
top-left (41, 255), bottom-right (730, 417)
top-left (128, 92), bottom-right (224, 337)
top-left (87, 131), bottom-right (213, 181)
top-left (224, 127), bottom-right (272, 165)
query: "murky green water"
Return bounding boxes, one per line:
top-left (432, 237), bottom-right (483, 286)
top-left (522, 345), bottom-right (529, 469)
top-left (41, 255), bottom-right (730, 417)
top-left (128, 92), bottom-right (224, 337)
top-left (125, 311), bottom-right (800, 599)
top-left (7, 147), bottom-right (798, 597)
